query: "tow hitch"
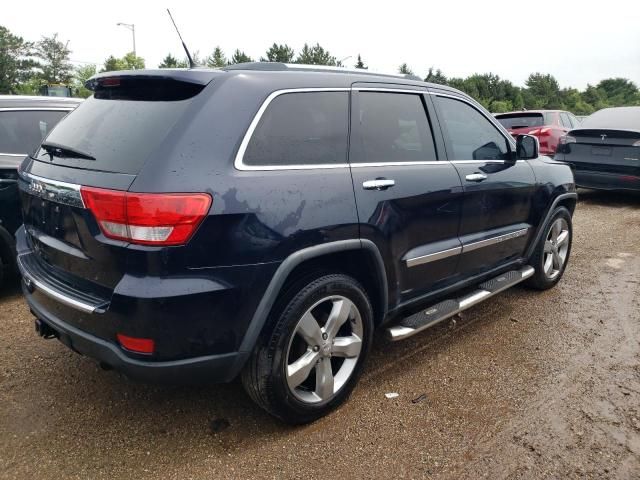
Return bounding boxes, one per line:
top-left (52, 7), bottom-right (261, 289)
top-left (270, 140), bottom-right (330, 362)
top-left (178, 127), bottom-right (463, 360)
top-left (35, 319), bottom-right (58, 339)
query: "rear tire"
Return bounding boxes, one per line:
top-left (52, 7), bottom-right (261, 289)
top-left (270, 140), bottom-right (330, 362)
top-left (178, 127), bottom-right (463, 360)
top-left (241, 273), bottom-right (373, 424)
top-left (526, 206), bottom-right (572, 290)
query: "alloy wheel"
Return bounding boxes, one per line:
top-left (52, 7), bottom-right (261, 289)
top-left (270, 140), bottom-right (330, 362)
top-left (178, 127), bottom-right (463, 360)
top-left (543, 217), bottom-right (570, 280)
top-left (285, 295), bottom-right (363, 404)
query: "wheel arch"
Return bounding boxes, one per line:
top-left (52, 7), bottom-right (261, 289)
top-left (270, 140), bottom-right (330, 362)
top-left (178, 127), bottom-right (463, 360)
top-left (231, 239), bottom-right (388, 375)
top-left (526, 192), bottom-right (577, 260)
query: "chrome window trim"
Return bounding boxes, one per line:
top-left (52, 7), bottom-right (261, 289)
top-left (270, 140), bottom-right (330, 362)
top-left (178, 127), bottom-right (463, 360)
top-left (355, 87), bottom-right (429, 94)
top-left (431, 92), bottom-right (516, 150)
top-left (351, 160), bottom-right (442, 168)
top-left (18, 171), bottom-right (85, 208)
top-left (0, 108), bottom-right (74, 112)
top-left (0, 153), bottom-right (27, 157)
top-left (234, 88), bottom-right (351, 172)
top-left (405, 228), bottom-right (529, 267)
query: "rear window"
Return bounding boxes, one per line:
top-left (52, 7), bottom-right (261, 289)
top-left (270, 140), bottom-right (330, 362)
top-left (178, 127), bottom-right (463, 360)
top-left (243, 91), bottom-right (349, 167)
top-left (495, 113), bottom-right (545, 129)
top-left (33, 96), bottom-right (193, 174)
top-left (0, 110), bottom-right (68, 155)
top-left (581, 107), bottom-right (640, 130)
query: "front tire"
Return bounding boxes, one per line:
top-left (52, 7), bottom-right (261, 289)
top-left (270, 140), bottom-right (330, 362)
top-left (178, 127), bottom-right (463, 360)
top-left (526, 206), bottom-right (572, 290)
top-left (241, 273), bottom-right (374, 424)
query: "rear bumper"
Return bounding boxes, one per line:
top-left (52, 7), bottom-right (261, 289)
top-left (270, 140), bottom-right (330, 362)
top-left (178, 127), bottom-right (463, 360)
top-left (26, 288), bottom-right (247, 384)
top-left (574, 170), bottom-right (640, 191)
top-left (15, 225), bottom-right (277, 383)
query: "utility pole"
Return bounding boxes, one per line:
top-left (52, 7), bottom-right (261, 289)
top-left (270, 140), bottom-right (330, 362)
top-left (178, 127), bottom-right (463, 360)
top-left (116, 22), bottom-right (136, 57)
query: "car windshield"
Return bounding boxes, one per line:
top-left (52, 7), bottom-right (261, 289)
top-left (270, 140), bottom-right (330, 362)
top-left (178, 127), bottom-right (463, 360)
top-left (495, 113), bottom-right (545, 129)
top-left (0, 110), bottom-right (69, 155)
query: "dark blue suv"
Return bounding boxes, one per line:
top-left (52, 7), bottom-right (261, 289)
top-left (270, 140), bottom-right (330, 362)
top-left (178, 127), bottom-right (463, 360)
top-left (16, 64), bottom-right (576, 423)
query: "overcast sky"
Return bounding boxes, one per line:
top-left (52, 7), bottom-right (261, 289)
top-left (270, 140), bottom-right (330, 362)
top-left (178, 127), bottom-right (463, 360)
top-left (4, 0), bottom-right (639, 90)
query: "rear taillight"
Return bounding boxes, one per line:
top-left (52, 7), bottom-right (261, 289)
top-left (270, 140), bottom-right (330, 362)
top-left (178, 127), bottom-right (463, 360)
top-left (559, 135), bottom-right (576, 145)
top-left (539, 127), bottom-right (552, 136)
top-left (80, 187), bottom-right (212, 246)
top-left (633, 140), bottom-right (640, 147)
top-left (528, 129), bottom-right (540, 135)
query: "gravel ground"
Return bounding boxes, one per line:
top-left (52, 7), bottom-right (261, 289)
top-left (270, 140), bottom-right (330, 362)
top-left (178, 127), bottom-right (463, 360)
top-left (0, 189), bottom-right (639, 480)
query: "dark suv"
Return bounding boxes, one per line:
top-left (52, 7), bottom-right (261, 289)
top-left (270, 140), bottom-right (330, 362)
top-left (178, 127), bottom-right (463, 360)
top-left (16, 64), bottom-right (576, 423)
top-left (0, 95), bottom-right (80, 287)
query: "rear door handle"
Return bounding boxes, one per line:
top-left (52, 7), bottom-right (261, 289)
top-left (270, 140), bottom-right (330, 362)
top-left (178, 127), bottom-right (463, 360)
top-left (363, 179), bottom-right (395, 190)
top-left (465, 173), bottom-right (488, 182)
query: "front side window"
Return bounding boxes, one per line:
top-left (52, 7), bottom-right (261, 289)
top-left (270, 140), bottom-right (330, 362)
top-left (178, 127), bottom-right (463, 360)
top-left (243, 91), bottom-right (349, 166)
top-left (435, 96), bottom-right (509, 161)
top-left (0, 110), bottom-right (68, 155)
top-left (352, 92), bottom-right (436, 163)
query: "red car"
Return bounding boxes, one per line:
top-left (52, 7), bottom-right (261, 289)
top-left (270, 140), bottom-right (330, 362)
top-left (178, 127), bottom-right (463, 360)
top-left (495, 110), bottom-right (582, 156)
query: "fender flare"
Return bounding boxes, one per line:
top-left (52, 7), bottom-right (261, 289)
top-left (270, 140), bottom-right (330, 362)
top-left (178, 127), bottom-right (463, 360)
top-left (230, 239), bottom-right (388, 376)
top-left (525, 192), bottom-right (578, 260)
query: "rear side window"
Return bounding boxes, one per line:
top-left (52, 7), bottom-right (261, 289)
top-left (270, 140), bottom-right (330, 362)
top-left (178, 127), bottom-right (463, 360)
top-left (351, 92), bottom-right (436, 163)
top-left (560, 112), bottom-right (572, 128)
top-left (243, 92), bottom-right (349, 166)
top-left (436, 96), bottom-right (509, 160)
top-left (0, 110), bottom-right (68, 155)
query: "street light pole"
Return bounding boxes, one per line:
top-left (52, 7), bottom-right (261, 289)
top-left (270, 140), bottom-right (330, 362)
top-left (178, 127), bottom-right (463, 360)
top-left (116, 22), bottom-right (136, 57)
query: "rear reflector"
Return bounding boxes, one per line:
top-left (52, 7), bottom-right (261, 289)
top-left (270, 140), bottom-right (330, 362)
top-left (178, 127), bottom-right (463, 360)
top-left (80, 187), bottom-right (211, 246)
top-left (117, 334), bottom-right (155, 354)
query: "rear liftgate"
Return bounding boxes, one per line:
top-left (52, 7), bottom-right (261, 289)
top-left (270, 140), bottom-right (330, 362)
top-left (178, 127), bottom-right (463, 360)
top-left (386, 266), bottom-right (534, 341)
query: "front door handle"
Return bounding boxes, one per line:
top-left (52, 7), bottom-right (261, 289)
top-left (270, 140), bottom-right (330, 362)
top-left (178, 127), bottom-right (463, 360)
top-left (363, 179), bottom-right (395, 190)
top-left (465, 173), bottom-right (488, 182)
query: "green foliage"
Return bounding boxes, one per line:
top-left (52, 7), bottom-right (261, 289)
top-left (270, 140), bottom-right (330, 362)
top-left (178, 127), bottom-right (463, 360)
top-left (230, 49), bottom-right (253, 64)
top-left (33, 33), bottom-right (73, 84)
top-left (424, 67), bottom-right (447, 85)
top-left (159, 53), bottom-right (188, 69)
top-left (72, 64), bottom-right (96, 98)
top-left (295, 43), bottom-right (336, 65)
top-left (101, 52), bottom-right (145, 72)
top-left (261, 43), bottom-right (295, 63)
top-left (398, 63), bottom-right (413, 75)
top-left (206, 47), bottom-right (227, 68)
top-left (0, 25), bottom-right (37, 93)
top-left (355, 54), bottom-right (367, 69)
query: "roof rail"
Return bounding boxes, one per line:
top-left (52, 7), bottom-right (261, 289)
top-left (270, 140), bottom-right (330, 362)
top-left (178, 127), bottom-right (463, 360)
top-left (222, 62), bottom-right (423, 81)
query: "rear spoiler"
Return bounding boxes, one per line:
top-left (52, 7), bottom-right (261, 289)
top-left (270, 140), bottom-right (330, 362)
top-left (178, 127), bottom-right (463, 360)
top-left (568, 128), bottom-right (640, 139)
top-left (85, 69), bottom-right (222, 91)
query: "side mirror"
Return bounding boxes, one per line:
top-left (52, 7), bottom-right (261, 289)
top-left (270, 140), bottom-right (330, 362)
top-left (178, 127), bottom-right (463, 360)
top-left (516, 134), bottom-right (539, 160)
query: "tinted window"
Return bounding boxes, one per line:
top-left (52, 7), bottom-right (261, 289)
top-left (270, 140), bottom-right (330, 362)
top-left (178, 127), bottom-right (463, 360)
top-left (33, 97), bottom-right (194, 174)
top-left (0, 110), bottom-right (68, 155)
top-left (495, 113), bottom-right (545, 129)
top-left (559, 112), bottom-right (572, 128)
top-left (436, 97), bottom-right (509, 160)
top-left (352, 92), bottom-right (436, 163)
top-left (243, 92), bottom-right (348, 166)
top-left (567, 113), bottom-right (581, 128)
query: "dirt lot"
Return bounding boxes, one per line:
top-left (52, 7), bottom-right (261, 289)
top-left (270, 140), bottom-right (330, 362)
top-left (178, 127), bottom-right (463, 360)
top-left (0, 189), bottom-right (639, 480)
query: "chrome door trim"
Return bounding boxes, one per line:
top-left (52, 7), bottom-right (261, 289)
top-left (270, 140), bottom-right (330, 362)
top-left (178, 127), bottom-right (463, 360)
top-left (18, 172), bottom-right (85, 208)
top-left (462, 228), bottom-right (529, 253)
top-left (234, 88), bottom-right (351, 172)
top-left (405, 227), bottom-right (530, 268)
top-left (405, 246), bottom-right (462, 268)
top-left (0, 153), bottom-right (28, 157)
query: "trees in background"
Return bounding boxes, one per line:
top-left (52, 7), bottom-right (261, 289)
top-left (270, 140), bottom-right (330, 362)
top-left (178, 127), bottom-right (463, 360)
top-left (261, 43), bottom-right (295, 63)
top-left (101, 52), bottom-right (145, 72)
top-left (1, 24), bottom-right (638, 114)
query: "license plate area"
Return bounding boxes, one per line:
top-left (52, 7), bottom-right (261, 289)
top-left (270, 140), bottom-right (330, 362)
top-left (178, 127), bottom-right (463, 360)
top-left (591, 146), bottom-right (612, 156)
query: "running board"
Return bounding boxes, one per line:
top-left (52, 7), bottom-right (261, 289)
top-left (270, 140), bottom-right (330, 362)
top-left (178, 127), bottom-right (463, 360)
top-left (386, 266), bottom-right (535, 341)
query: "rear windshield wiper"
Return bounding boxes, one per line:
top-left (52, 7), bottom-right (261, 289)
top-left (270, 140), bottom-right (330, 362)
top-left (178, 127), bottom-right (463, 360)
top-left (40, 142), bottom-right (96, 161)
